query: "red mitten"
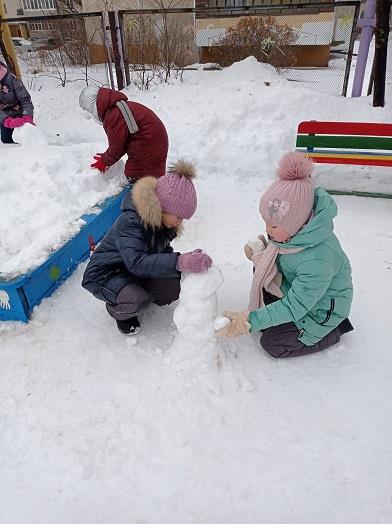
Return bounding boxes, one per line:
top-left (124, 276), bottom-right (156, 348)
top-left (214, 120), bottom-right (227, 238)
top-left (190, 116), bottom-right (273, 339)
top-left (90, 154), bottom-right (108, 173)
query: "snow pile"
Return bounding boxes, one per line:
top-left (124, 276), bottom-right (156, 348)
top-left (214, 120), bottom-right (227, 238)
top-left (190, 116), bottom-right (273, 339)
top-left (13, 122), bottom-right (49, 146)
top-left (0, 142), bottom-right (125, 278)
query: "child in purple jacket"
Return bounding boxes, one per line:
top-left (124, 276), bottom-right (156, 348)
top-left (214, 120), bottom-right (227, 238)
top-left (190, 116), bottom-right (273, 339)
top-left (0, 62), bottom-right (34, 144)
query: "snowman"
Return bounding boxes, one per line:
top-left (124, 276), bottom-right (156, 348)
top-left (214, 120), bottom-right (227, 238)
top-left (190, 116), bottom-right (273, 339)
top-left (168, 265), bottom-right (226, 377)
top-left (167, 265), bottom-right (255, 393)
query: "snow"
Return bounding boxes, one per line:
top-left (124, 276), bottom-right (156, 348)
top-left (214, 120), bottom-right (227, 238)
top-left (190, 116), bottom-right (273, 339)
top-left (246, 237), bottom-right (265, 255)
top-left (13, 122), bottom-right (49, 146)
top-left (0, 103), bottom-right (126, 278)
top-left (295, 21), bottom-right (334, 46)
top-left (214, 315), bottom-right (230, 330)
top-left (1, 54), bottom-right (392, 523)
top-left (173, 265), bottom-right (223, 337)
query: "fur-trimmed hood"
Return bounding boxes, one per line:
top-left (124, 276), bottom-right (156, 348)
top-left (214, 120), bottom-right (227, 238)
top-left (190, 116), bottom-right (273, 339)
top-left (131, 176), bottom-right (162, 228)
top-left (125, 177), bottom-right (183, 235)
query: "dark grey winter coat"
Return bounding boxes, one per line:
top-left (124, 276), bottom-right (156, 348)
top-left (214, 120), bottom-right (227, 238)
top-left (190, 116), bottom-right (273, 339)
top-left (0, 63), bottom-right (34, 125)
top-left (82, 177), bottom-right (180, 305)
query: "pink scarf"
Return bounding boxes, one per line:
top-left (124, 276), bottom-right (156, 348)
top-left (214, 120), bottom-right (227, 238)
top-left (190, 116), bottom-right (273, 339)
top-left (248, 242), bottom-right (303, 311)
top-left (0, 64), bottom-right (7, 81)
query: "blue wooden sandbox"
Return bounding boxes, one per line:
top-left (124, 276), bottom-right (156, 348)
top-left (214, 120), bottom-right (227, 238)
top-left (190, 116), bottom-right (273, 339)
top-left (0, 186), bottom-right (130, 322)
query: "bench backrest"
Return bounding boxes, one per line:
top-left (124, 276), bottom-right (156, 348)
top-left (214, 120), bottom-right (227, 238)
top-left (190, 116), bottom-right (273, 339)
top-left (296, 121), bottom-right (392, 168)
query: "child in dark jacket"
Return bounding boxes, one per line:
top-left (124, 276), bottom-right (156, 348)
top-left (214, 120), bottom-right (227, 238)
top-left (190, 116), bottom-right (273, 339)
top-left (217, 152), bottom-right (354, 358)
top-left (0, 62), bottom-right (34, 144)
top-left (82, 160), bottom-right (212, 335)
top-left (79, 86), bottom-right (168, 181)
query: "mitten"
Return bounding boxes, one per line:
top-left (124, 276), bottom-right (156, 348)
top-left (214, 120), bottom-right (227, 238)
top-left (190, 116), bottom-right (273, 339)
top-left (22, 115), bottom-right (34, 125)
top-left (244, 235), bottom-right (267, 261)
top-left (91, 154), bottom-right (108, 173)
top-left (215, 310), bottom-right (250, 338)
top-left (176, 251), bottom-right (212, 273)
top-left (3, 117), bottom-right (25, 128)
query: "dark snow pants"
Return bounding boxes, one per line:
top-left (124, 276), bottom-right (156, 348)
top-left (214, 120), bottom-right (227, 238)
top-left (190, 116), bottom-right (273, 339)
top-left (106, 277), bottom-right (181, 321)
top-left (260, 291), bottom-right (353, 359)
top-left (0, 124), bottom-right (14, 144)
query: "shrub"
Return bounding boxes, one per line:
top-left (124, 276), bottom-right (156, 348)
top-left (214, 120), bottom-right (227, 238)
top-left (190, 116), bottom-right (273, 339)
top-left (213, 16), bottom-right (297, 69)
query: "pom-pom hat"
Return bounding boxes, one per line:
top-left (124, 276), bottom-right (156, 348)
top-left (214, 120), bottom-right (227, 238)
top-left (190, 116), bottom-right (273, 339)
top-left (156, 160), bottom-right (197, 219)
top-left (259, 152), bottom-right (315, 237)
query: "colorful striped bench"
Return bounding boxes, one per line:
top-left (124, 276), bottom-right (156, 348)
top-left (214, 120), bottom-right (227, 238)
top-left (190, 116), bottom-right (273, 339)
top-left (296, 121), bottom-right (392, 198)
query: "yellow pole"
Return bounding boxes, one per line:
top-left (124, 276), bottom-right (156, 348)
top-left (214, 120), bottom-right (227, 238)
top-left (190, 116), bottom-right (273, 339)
top-left (0, 0), bottom-right (21, 78)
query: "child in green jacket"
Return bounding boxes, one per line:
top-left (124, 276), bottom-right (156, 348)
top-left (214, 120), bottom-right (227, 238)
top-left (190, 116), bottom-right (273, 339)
top-left (217, 152), bottom-right (354, 358)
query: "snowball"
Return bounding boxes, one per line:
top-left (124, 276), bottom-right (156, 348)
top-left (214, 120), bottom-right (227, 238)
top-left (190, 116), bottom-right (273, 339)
top-left (214, 316), bottom-right (230, 330)
top-left (247, 238), bottom-right (265, 254)
top-left (13, 124), bottom-right (49, 146)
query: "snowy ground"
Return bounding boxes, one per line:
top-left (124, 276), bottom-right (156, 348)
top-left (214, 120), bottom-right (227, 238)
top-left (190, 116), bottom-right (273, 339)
top-left (1, 55), bottom-right (392, 523)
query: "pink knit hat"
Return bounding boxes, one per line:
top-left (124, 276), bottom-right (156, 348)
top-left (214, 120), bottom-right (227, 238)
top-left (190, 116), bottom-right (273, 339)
top-left (259, 152), bottom-right (314, 237)
top-left (0, 63), bottom-right (8, 81)
top-left (156, 160), bottom-right (197, 219)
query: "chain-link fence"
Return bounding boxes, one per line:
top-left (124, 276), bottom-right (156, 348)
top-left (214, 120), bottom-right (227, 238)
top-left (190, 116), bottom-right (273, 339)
top-left (2, 1), bottom-right (385, 98)
top-left (119, 1), bottom-right (361, 95)
top-left (1, 11), bottom-right (109, 87)
top-left (120, 9), bottom-right (196, 90)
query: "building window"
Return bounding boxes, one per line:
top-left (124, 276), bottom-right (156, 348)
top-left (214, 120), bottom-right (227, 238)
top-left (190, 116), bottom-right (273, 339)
top-left (30, 21), bottom-right (52, 30)
top-left (22, 0), bottom-right (57, 11)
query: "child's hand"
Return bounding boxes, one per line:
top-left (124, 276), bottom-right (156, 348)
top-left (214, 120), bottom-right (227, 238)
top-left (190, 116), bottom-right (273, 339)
top-left (176, 251), bottom-right (212, 273)
top-left (22, 115), bottom-right (34, 125)
top-left (215, 310), bottom-right (250, 338)
top-left (244, 236), bottom-right (267, 261)
top-left (3, 117), bottom-right (25, 128)
top-left (91, 154), bottom-right (108, 173)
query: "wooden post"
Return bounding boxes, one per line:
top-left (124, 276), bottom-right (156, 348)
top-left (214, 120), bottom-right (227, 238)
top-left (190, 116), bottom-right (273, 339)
top-left (0, 0), bottom-right (21, 78)
top-left (373, 0), bottom-right (391, 107)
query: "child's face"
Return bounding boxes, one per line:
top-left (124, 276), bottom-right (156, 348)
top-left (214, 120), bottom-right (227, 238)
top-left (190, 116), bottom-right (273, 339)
top-left (162, 212), bottom-right (183, 229)
top-left (265, 222), bottom-right (290, 243)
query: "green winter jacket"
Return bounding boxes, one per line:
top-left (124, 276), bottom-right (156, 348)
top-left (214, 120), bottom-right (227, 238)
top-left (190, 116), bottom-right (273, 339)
top-left (248, 188), bottom-right (353, 346)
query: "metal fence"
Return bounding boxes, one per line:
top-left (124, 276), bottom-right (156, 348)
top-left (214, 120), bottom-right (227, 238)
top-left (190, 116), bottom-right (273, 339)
top-left (0, 1), bottom-right (379, 98)
top-left (1, 11), bottom-right (109, 87)
top-left (118, 1), bottom-right (360, 96)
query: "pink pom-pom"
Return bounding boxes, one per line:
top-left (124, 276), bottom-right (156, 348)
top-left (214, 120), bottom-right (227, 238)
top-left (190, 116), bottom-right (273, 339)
top-left (277, 152), bottom-right (313, 181)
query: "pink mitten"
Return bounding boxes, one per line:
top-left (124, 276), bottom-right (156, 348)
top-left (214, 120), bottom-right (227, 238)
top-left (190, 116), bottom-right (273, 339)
top-left (3, 117), bottom-right (25, 128)
top-left (22, 115), bottom-right (34, 125)
top-left (176, 251), bottom-right (212, 273)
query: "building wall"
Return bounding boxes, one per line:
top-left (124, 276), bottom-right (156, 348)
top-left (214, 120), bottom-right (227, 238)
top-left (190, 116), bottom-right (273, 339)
top-left (3, 0), bottom-right (21, 18)
top-left (200, 42), bottom-right (330, 66)
top-left (196, 0), bottom-right (335, 7)
top-left (81, 0), bottom-right (194, 10)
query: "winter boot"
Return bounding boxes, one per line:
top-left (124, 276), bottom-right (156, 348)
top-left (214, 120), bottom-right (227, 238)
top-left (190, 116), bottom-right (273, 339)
top-left (338, 318), bottom-right (354, 335)
top-left (116, 316), bottom-right (140, 336)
